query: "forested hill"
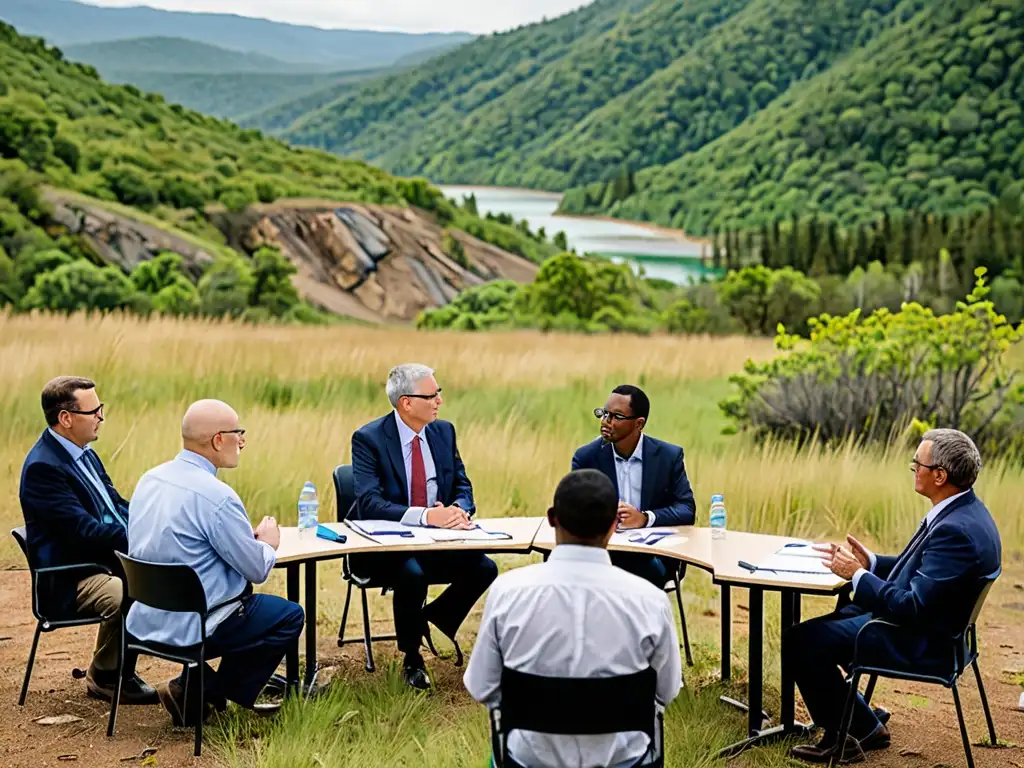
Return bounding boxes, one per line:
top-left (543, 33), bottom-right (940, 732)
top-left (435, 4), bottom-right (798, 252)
top-left (259, 0), bottom-right (1024, 235)
top-left (561, 0), bottom-right (1024, 234)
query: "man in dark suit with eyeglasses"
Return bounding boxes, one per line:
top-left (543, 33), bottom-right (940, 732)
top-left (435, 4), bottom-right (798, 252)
top-left (19, 376), bottom-right (157, 705)
top-left (350, 363), bottom-right (498, 690)
top-left (571, 384), bottom-right (696, 587)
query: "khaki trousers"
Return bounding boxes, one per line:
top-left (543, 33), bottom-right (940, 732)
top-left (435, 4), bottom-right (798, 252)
top-left (75, 574), bottom-right (123, 672)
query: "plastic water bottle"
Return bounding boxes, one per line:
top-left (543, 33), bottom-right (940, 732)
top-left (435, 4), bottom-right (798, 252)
top-left (710, 494), bottom-right (727, 540)
top-left (298, 481), bottom-right (319, 539)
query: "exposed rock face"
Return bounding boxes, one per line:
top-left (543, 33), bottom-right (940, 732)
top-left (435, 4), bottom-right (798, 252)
top-left (218, 202), bottom-right (538, 324)
top-left (43, 191), bottom-right (538, 324)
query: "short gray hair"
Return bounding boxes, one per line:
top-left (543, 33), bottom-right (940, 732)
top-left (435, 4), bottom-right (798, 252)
top-left (922, 428), bottom-right (982, 490)
top-left (386, 363), bottom-right (435, 408)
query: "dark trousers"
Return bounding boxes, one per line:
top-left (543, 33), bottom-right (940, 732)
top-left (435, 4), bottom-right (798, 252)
top-left (178, 594), bottom-right (304, 709)
top-left (783, 606), bottom-right (881, 737)
top-left (352, 550), bottom-right (498, 666)
top-left (611, 551), bottom-right (672, 588)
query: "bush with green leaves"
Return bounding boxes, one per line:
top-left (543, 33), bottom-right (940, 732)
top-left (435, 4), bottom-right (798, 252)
top-left (720, 268), bottom-right (1024, 457)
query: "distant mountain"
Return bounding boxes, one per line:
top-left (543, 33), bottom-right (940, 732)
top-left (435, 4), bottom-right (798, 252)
top-left (0, 0), bottom-right (473, 69)
top-left (63, 36), bottom-right (330, 75)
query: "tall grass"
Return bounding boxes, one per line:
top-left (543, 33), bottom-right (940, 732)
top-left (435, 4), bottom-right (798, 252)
top-left (4, 311), bottom-right (1020, 767)
top-left (3, 311), bottom-right (1020, 562)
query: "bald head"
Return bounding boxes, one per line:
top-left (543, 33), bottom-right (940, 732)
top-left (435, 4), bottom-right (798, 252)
top-left (181, 399), bottom-right (246, 469)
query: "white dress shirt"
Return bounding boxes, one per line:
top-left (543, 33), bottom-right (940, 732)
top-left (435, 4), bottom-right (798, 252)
top-left (394, 411), bottom-right (437, 526)
top-left (852, 490), bottom-right (969, 590)
top-left (464, 545), bottom-right (682, 768)
top-left (613, 433), bottom-right (655, 528)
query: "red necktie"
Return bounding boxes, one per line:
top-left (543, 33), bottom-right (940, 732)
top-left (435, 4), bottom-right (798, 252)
top-left (410, 436), bottom-right (428, 507)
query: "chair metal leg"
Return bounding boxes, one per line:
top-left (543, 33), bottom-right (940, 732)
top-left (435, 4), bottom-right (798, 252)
top-left (194, 653), bottom-right (204, 758)
top-left (971, 659), bottom-right (998, 746)
top-left (862, 674), bottom-right (877, 706)
top-left (337, 580), bottom-right (354, 647)
top-left (951, 680), bottom-right (975, 768)
top-left (18, 622), bottom-right (42, 706)
top-left (831, 672), bottom-right (861, 767)
top-left (673, 571), bottom-right (693, 667)
top-left (360, 587), bottom-right (375, 673)
top-left (106, 621), bottom-right (125, 738)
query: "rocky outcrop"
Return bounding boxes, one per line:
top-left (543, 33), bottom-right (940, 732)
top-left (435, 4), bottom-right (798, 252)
top-left (42, 191), bottom-right (538, 324)
top-left (211, 201), bottom-right (538, 324)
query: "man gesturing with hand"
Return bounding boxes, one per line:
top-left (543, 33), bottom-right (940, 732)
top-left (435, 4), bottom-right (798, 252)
top-left (350, 363), bottom-right (498, 690)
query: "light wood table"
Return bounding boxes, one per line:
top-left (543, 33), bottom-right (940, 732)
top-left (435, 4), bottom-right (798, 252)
top-left (531, 521), bottom-right (715, 572)
top-left (272, 517), bottom-right (544, 689)
top-left (709, 530), bottom-right (847, 757)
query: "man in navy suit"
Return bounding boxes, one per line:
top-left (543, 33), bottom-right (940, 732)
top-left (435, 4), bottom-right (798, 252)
top-left (351, 363), bottom-right (498, 690)
top-left (787, 428), bottom-right (1002, 763)
top-left (18, 376), bottom-right (157, 704)
top-left (571, 385), bottom-right (696, 587)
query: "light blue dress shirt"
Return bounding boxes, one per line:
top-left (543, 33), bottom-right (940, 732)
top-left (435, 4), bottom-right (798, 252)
top-left (47, 428), bottom-right (125, 528)
top-left (394, 411), bottom-right (437, 526)
top-left (613, 434), bottom-right (655, 528)
top-left (851, 490), bottom-right (969, 591)
top-left (126, 450), bottom-right (276, 646)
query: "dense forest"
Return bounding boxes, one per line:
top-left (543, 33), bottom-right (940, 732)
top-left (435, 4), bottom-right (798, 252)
top-left (257, 0), bottom-right (1023, 237)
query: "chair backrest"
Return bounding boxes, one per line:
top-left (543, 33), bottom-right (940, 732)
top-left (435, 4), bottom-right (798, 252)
top-left (498, 667), bottom-right (657, 738)
top-left (966, 567), bottom-right (1001, 627)
top-left (10, 527), bottom-right (30, 566)
top-left (115, 553), bottom-right (208, 615)
top-left (333, 464), bottom-right (356, 522)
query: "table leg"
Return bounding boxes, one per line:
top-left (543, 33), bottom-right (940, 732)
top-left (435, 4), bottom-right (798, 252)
top-left (720, 583), bottom-right (731, 681)
top-left (304, 560), bottom-right (318, 690)
top-left (285, 563), bottom-right (300, 697)
top-left (718, 588), bottom-right (812, 758)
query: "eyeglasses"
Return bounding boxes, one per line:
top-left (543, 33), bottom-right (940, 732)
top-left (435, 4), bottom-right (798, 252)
top-left (594, 407), bottom-right (637, 422)
top-left (910, 458), bottom-right (941, 473)
top-left (403, 389), bottom-right (443, 401)
top-left (65, 403), bottom-right (104, 417)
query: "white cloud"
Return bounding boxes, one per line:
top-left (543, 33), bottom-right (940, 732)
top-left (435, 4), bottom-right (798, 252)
top-left (79, 0), bottom-right (593, 34)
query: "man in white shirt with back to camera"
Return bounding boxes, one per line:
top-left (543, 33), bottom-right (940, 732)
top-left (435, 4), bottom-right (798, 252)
top-left (464, 468), bottom-right (682, 768)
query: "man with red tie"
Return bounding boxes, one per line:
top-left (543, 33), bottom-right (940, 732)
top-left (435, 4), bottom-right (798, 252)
top-left (350, 363), bottom-right (498, 690)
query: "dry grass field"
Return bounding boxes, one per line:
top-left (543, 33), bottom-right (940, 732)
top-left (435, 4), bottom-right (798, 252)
top-left (1, 311), bottom-right (1021, 768)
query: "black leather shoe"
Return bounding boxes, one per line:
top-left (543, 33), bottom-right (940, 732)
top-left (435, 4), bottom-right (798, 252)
top-left (86, 669), bottom-right (159, 705)
top-left (402, 664), bottom-right (431, 691)
top-left (858, 723), bottom-right (891, 752)
top-left (791, 733), bottom-right (866, 764)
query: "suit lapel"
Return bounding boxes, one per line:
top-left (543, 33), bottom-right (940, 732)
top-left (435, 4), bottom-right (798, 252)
top-left (425, 424), bottom-right (451, 500)
top-left (382, 416), bottom-right (408, 494)
top-left (640, 436), bottom-right (656, 512)
top-left (889, 491), bottom-right (975, 582)
top-left (597, 442), bottom-right (619, 496)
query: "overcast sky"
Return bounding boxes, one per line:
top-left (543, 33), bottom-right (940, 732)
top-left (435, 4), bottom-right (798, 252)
top-left (80, 1), bottom-right (592, 34)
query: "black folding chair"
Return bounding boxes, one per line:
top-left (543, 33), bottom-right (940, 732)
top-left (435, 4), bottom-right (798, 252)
top-left (333, 464), bottom-right (397, 672)
top-left (663, 561), bottom-right (694, 667)
top-left (490, 666), bottom-right (664, 768)
top-left (107, 553), bottom-right (252, 757)
top-left (10, 526), bottom-right (115, 706)
top-left (833, 568), bottom-right (1001, 768)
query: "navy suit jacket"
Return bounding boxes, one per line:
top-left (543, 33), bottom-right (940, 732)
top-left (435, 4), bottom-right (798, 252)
top-left (853, 490), bottom-right (1001, 640)
top-left (571, 435), bottom-right (696, 527)
top-left (19, 430), bottom-right (130, 615)
top-left (351, 414), bottom-right (475, 523)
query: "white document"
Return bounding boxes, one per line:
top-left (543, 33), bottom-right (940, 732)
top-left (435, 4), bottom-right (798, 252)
top-left (757, 552), bottom-right (833, 575)
top-left (425, 525), bottom-right (512, 542)
top-left (611, 528), bottom-right (681, 547)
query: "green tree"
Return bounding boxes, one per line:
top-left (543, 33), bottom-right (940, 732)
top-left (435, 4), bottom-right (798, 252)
top-left (21, 260), bottom-right (136, 312)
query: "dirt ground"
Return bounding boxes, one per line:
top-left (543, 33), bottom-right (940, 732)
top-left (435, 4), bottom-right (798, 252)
top-left (0, 565), bottom-right (1021, 768)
